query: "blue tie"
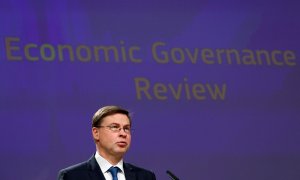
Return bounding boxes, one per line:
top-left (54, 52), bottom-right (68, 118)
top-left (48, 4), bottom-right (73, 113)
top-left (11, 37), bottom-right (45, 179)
top-left (108, 166), bottom-right (119, 180)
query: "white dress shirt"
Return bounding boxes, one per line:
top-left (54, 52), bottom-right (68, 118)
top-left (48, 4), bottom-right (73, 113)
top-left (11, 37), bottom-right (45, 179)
top-left (95, 151), bottom-right (126, 180)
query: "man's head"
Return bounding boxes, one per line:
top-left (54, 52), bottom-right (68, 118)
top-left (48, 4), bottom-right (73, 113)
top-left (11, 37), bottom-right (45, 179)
top-left (92, 105), bottom-right (131, 127)
top-left (92, 105), bottom-right (132, 164)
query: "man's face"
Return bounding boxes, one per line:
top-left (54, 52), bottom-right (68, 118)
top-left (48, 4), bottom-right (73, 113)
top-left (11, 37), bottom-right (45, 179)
top-left (93, 113), bottom-right (131, 159)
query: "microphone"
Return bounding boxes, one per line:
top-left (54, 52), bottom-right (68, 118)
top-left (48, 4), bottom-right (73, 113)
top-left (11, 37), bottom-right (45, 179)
top-left (166, 170), bottom-right (180, 180)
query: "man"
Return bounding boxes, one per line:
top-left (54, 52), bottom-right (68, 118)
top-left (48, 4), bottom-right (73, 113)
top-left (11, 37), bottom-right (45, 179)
top-left (58, 105), bottom-right (156, 180)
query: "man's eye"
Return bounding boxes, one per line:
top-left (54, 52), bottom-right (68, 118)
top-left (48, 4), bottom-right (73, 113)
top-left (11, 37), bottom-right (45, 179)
top-left (110, 125), bottom-right (119, 129)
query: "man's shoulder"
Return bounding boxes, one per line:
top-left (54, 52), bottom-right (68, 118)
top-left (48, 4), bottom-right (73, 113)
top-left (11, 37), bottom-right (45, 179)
top-left (125, 163), bottom-right (156, 176)
top-left (60, 160), bottom-right (90, 173)
top-left (58, 160), bottom-right (91, 180)
top-left (57, 156), bottom-right (99, 180)
top-left (124, 163), bottom-right (156, 179)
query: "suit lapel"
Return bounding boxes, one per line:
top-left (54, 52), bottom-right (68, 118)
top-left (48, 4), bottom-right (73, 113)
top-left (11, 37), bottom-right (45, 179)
top-left (124, 163), bottom-right (136, 180)
top-left (87, 156), bottom-right (106, 180)
top-left (86, 156), bottom-right (138, 180)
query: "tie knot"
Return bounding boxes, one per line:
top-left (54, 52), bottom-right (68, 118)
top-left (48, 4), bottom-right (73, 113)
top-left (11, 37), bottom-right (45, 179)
top-left (108, 166), bottom-right (119, 180)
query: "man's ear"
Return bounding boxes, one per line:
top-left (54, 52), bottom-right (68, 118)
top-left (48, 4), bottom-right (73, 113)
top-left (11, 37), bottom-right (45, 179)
top-left (92, 127), bottom-right (100, 141)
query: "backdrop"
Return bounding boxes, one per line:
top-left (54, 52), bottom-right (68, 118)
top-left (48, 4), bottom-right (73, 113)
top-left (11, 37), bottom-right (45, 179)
top-left (1, 0), bottom-right (299, 180)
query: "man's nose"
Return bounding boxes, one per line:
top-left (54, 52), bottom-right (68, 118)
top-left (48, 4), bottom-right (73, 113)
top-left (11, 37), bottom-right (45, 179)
top-left (118, 128), bottom-right (127, 136)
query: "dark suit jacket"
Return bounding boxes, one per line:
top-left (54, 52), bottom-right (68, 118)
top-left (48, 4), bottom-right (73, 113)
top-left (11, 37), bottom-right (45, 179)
top-left (58, 155), bottom-right (156, 180)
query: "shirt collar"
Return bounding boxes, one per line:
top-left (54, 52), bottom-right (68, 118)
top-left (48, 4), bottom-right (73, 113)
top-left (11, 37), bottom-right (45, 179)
top-left (95, 151), bottom-right (124, 174)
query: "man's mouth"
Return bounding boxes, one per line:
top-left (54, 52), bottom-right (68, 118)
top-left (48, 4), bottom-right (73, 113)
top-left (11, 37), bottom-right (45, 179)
top-left (116, 141), bottom-right (127, 147)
